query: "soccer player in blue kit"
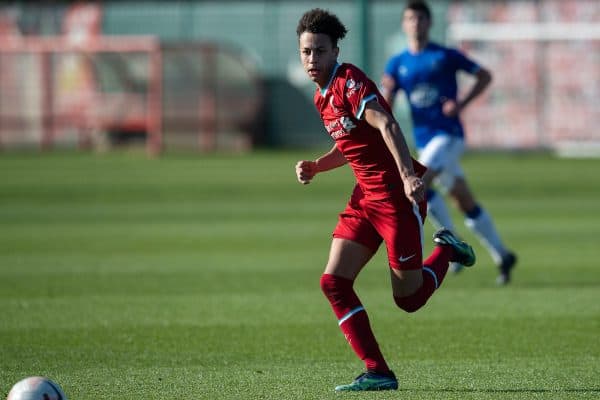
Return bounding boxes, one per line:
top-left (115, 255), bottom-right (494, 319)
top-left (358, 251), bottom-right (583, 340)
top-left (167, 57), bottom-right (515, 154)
top-left (381, 1), bottom-right (516, 284)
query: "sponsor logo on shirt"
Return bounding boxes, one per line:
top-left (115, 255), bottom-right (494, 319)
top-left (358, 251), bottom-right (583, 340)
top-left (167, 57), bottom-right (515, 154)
top-left (409, 83), bottom-right (439, 108)
top-left (325, 116), bottom-right (356, 139)
top-left (340, 116), bottom-right (356, 131)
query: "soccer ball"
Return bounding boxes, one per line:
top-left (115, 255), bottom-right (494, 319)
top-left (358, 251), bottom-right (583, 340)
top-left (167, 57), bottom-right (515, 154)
top-left (6, 377), bottom-right (67, 400)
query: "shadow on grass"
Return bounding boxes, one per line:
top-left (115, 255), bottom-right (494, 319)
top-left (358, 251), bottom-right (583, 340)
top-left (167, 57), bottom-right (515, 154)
top-left (400, 388), bottom-right (600, 394)
top-left (512, 282), bottom-right (600, 289)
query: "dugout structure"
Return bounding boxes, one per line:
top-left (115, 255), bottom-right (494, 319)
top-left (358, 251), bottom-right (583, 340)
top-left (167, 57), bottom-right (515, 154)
top-left (0, 36), bottom-right (264, 154)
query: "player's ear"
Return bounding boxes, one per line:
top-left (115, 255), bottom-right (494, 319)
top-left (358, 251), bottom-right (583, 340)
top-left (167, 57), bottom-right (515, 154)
top-left (333, 46), bottom-right (339, 58)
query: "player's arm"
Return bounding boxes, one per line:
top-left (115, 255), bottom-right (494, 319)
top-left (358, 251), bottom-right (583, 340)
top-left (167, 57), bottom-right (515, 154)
top-left (363, 100), bottom-right (424, 203)
top-left (444, 67), bottom-right (492, 117)
top-left (380, 73), bottom-right (398, 109)
top-left (295, 145), bottom-right (347, 185)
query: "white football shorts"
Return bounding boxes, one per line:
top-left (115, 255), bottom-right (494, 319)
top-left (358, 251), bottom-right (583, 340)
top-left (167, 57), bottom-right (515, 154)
top-left (418, 133), bottom-right (465, 193)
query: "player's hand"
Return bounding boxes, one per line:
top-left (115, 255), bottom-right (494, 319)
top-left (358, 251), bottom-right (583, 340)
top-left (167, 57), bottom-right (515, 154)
top-left (403, 175), bottom-right (425, 204)
top-left (442, 99), bottom-right (461, 117)
top-left (296, 160), bottom-right (318, 184)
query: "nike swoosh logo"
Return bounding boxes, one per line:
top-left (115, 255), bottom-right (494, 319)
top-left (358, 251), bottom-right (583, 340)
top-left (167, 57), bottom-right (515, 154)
top-left (399, 254), bottom-right (416, 262)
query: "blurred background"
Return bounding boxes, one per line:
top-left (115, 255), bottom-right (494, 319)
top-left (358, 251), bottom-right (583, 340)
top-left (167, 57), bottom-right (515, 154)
top-left (0, 0), bottom-right (598, 155)
top-left (1, 3), bottom-right (599, 397)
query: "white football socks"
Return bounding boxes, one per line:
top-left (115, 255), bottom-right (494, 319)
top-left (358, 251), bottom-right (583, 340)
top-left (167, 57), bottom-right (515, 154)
top-left (464, 207), bottom-right (508, 266)
top-left (428, 191), bottom-right (509, 268)
top-left (427, 192), bottom-right (464, 271)
top-left (427, 191), bottom-right (455, 231)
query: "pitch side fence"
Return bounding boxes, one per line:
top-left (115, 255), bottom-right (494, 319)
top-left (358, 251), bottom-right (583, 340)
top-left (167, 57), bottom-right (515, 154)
top-left (0, 36), bottom-right (264, 154)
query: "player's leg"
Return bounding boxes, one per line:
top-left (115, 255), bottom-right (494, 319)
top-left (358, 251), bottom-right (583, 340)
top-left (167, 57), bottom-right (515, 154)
top-left (449, 176), bottom-right (517, 284)
top-left (391, 245), bottom-right (458, 312)
top-left (419, 135), bottom-right (463, 272)
top-left (324, 195), bottom-right (398, 391)
top-left (322, 238), bottom-right (398, 391)
top-left (335, 232), bottom-right (472, 393)
top-left (419, 137), bottom-right (457, 232)
top-left (425, 187), bottom-right (456, 231)
top-left (374, 200), bottom-right (473, 312)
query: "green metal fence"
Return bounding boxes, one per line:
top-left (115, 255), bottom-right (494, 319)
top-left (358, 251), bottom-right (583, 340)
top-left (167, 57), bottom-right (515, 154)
top-left (99, 0), bottom-right (450, 147)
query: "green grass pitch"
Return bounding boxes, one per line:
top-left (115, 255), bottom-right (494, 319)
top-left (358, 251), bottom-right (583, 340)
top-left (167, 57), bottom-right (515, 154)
top-left (1, 150), bottom-right (599, 399)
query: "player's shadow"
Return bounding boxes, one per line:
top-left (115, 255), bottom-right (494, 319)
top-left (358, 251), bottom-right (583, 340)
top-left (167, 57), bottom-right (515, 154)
top-left (506, 281), bottom-right (600, 289)
top-left (399, 387), bottom-right (600, 394)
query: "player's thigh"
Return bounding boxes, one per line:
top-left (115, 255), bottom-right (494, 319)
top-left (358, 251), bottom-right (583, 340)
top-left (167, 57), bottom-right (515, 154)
top-left (449, 176), bottom-right (477, 212)
top-left (324, 238), bottom-right (375, 280)
top-left (366, 199), bottom-right (426, 272)
top-left (370, 200), bottom-right (426, 296)
top-left (419, 134), bottom-right (465, 192)
top-left (329, 195), bottom-right (382, 279)
top-left (418, 134), bottom-right (458, 171)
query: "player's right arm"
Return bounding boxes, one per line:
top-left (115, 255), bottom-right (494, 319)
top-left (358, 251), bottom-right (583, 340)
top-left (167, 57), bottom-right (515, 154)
top-left (295, 145), bottom-right (347, 184)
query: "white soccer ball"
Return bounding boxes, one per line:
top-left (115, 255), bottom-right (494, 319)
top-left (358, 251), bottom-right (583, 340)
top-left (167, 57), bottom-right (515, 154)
top-left (6, 377), bottom-right (67, 400)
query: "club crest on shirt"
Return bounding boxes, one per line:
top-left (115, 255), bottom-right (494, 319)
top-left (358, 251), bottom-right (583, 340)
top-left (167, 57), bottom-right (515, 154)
top-left (345, 78), bottom-right (363, 98)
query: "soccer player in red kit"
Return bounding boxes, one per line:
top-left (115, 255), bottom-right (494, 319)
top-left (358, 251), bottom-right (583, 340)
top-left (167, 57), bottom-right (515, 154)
top-left (295, 9), bottom-right (476, 391)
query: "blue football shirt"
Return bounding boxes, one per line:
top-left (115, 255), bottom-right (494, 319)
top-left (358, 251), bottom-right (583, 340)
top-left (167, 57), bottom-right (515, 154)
top-left (384, 42), bottom-right (480, 149)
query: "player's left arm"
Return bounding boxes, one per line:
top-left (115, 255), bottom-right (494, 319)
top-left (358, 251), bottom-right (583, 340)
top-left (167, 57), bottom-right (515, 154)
top-left (461, 67), bottom-right (492, 111)
top-left (363, 100), bottom-right (424, 203)
top-left (444, 67), bottom-right (492, 117)
top-left (444, 48), bottom-right (493, 117)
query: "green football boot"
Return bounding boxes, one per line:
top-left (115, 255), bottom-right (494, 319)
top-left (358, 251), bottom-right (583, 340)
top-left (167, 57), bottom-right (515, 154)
top-left (433, 229), bottom-right (476, 267)
top-left (334, 371), bottom-right (398, 392)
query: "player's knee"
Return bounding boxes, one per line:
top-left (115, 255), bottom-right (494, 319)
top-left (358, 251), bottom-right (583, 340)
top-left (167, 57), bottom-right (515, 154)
top-left (320, 273), bottom-right (335, 295)
top-left (320, 273), bottom-right (351, 300)
top-left (464, 203), bottom-right (482, 219)
top-left (394, 294), bottom-right (425, 313)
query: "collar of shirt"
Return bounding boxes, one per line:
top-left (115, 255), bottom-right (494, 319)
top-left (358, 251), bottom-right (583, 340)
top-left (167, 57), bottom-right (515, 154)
top-left (319, 62), bottom-right (341, 97)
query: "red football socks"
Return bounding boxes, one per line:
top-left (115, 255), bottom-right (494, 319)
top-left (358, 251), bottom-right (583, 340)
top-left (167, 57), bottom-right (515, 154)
top-left (319, 246), bottom-right (451, 370)
top-left (320, 273), bottom-right (390, 374)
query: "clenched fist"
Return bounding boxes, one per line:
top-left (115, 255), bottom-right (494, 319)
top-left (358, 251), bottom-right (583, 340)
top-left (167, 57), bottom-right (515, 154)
top-left (295, 160), bottom-right (318, 184)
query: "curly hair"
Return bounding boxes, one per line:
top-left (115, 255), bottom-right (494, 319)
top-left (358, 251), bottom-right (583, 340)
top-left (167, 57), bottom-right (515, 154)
top-left (296, 8), bottom-right (348, 47)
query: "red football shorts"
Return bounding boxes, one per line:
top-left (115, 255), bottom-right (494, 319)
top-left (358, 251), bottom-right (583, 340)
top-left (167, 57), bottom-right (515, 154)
top-left (332, 187), bottom-right (427, 270)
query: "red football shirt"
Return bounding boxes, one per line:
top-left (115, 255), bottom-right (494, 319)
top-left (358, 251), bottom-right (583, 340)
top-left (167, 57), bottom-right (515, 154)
top-left (314, 63), bottom-right (425, 201)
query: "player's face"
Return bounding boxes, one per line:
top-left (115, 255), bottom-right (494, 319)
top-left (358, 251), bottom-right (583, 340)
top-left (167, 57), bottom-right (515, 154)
top-left (299, 32), bottom-right (339, 88)
top-left (402, 9), bottom-right (431, 41)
